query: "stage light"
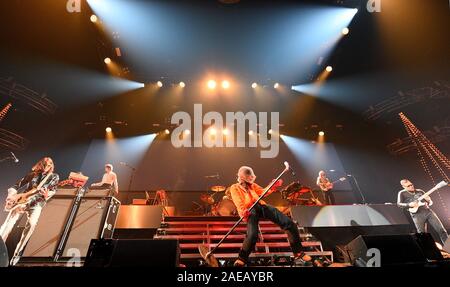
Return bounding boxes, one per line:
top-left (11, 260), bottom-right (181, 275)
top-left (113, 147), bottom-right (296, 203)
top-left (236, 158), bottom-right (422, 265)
top-left (207, 80), bottom-right (217, 90)
top-left (164, 129), bottom-right (170, 135)
top-left (209, 128), bottom-right (217, 135)
top-left (251, 83), bottom-right (258, 89)
top-left (222, 80), bottom-right (230, 89)
top-left (325, 66), bottom-right (333, 72)
top-left (105, 127), bottom-right (112, 133)
top-left (157, 81), bottom-right (163, 88)
top-left (248, 130), bottom-right (254, 136)
top-left (184, 129), bottom-right (191, 135)
top-left (319, 131), bottom-right (325, 136)
top-left (274, 83), bottom-right (280, 89)
top-left (222, 128), bottom-right (229, 135)
top-left (179, 81), bottom-right (186, 88)
top-left (104, 57), bottom-right (111, 64)
top-left (90, 15), bottom-right (98, 23)
top-left (268, 129), bottom-right (273, 135)
top-left (354, 8), bottom-right (358, 13)
top-left (342, 27), bottom-right (349, 35)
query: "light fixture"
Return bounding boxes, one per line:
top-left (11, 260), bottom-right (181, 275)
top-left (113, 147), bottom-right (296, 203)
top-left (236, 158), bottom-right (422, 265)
top-left (90, 15), bottom-right (98, 23)
top-left (207, 80), bottom-right (217, 90)
top-left (222, 80), bottom-right (230, 89)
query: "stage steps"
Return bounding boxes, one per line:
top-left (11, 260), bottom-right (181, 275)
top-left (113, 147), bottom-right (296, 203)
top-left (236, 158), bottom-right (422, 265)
top-left (154, 216), bottom-right (333, 266)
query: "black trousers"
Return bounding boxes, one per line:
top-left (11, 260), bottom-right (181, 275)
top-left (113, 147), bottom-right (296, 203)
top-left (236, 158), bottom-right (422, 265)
top-left (322, 190), bottom-right (335, 205)
top-left (238, 204), bottom-right (303, 262)
top-left (411, 209), bottom-right (448, 246)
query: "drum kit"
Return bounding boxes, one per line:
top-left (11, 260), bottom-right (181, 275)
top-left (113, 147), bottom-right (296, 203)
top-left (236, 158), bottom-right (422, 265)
top-left (199, 185), bottom-right (237, 216)
top-left (281, 181), bottom-right (322, 206)
top-left (197, 175), bottom-right (321, 216)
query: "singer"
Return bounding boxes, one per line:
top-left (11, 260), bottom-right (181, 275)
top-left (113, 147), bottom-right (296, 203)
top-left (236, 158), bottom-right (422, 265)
top-left (228, 166), bottom-right (313, 267)
top-left (91, 163), bottom-right (119, 194)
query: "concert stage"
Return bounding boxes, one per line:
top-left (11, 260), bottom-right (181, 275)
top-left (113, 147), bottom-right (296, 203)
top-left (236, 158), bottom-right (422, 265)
top-left (0, 0), bottom-right (449, 279)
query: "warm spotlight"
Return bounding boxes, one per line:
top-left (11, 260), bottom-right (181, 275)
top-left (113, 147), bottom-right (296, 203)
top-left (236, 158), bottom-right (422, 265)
top-left (325, 66), bottom-right (333, 72)
top-left (274, 83), bottom-right (280, 89)
top-left (90, 15), bottom-right (98, 23)
top-left (222, 80), bottom-right (230, 89)
top-left (222, 128), bottom-right (229, 135)
top-left (251, 83), bottom-right (258, 89)
top-left (105, 127), bottom-right (112, 133)
top-left (207, 80), bottom-right (217, 90)
top-left (268, 129), bottom-right (273, 135)
top-left (342, 27), bottom-right (349, 35)
top-left (157, 81), bottom-right (163, 88)
top-left (164, 129), bottom-right (170, 135)
top-left (319, 131), bottom-right (325, 136)
top-left (184, 129), bottom-right (191, 135)
top-left (209, 128), bottom-right (217, 135)
top-left (179, 82), bottom-right (186, 88)
top-left (104, 57), bottom-right (111, 64)
top-left (248, 130), bottom-right (254, 136)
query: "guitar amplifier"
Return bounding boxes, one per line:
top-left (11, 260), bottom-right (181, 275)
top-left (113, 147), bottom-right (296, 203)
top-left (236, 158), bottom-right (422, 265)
top-left (61, 196), bottom-right (120, 257)
top-left (85, 187), bottom-right (114, 197)
top-left (21, 196), bottom-right (120, 259)
top-left (55, 187), bottom-right (84, 197)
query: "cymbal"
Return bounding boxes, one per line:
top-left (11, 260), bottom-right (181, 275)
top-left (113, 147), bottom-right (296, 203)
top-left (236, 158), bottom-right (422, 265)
top-left (211, 185), bottom-right (226, 192)
top-left (200, 194), bottom-right (215, 205)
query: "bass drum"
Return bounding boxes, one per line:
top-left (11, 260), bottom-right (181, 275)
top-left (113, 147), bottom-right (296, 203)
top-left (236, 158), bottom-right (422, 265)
top-left (213, 198), bottom-right (237, 216)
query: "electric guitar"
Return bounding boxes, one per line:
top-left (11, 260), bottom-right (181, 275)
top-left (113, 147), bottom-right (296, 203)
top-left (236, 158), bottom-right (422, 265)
top-left (319, 177), bottom-right (346, 192)
top-left (4, 172), bottom-right (53, 212)
top-left (408, 180), bottom-right (448, 213)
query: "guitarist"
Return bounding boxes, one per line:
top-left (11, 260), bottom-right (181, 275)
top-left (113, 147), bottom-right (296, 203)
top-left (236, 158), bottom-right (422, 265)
top-left (397, 179), bottom-right (448, 246)
top-left (0, 157), bottom-right (59, 265)
top-left (316, 170), bottom-right (334, 205)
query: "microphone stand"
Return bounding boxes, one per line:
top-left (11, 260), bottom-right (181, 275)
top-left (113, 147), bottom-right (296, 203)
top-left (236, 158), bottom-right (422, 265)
top-left (121, 162), bottom-right (136, 192)
top-left (348, 174), bottom-right (366, 204)
top-left (330, 170), bottom-right (367, 204)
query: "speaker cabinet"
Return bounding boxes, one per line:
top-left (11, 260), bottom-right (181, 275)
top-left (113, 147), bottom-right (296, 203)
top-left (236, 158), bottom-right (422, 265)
top-left (22, 197), bottom-right (74, 257)
top-left (21, 195), bottom-right (120, 259)
top-left (84, 239), bottom-right (180, 267)
top-left (62, 197), bottom-right (120, 257)
top-left (344, 233), bottom-right (442, 266)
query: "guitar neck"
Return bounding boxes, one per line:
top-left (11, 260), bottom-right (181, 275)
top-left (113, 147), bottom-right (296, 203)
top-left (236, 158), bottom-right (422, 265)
top-left (417, 182), bottom-right (447, 201)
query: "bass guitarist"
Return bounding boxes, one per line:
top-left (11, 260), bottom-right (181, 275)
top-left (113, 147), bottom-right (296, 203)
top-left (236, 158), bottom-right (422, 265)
top-left (397, 179), bottom-right (448, 246)
top-left (0, 157), bottom-right (59, 265)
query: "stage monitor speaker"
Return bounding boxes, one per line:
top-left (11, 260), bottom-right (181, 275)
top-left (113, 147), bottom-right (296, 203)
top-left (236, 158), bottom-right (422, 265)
top-left (22, 197), bottom-right (74, 257)
top-left (84, 239), bottom-right (180, 267)
top-left (0, 238), bottom-right (8, 267)
top-left (344, 233), bottom-right (442, 266)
